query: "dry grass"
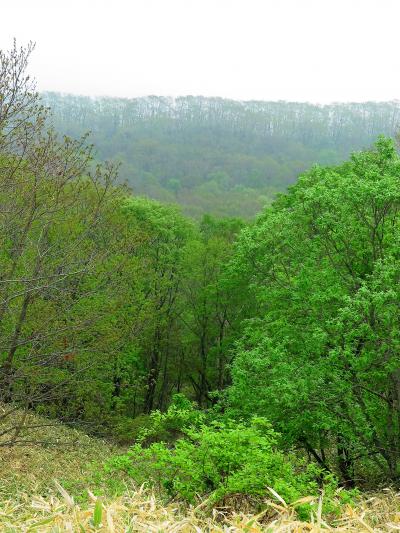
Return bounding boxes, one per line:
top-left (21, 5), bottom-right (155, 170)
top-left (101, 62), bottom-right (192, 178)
top-left (1, 408), bottom-right (400, 531)
top-left (0, 407), bottom-right (121, 505)
top-left (1, 483), bottom-right (400, 532)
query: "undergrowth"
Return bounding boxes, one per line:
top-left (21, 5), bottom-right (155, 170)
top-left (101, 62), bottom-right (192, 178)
top-left (1, 405), bottom-right (400, 531)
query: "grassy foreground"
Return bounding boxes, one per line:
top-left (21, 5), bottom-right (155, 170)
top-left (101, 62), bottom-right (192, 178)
top-left (1, 410), bottom-right (400, 531)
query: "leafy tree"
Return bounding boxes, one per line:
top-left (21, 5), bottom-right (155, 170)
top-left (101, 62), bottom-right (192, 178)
top-left (229, 137), bottom-right (400, 483)
top-left (0, 42), bottom-right (124, 440)
top-left (120, 198), bottom-right (193, 413)
top-left (181, 215), bottom-right (245, 405)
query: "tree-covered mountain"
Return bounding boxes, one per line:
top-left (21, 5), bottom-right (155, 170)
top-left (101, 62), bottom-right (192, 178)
top-left (43, 92), bottom-right (400, 218)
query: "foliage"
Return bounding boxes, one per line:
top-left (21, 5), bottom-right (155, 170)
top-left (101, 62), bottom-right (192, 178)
top-left (43, 92), bottom-right (400, 218)
top-left (134, 393), bottom-right (206, 444)
top-left (0, 42), bottom-right (127, 436)
top-left (0, 42), bottom-right (246, 432)
top-left (228, 136), bottom-right (400, 484)
top-left (5, 41), bottom-right (400, 506)
top-left (106, 408), bottom-right (347, 520)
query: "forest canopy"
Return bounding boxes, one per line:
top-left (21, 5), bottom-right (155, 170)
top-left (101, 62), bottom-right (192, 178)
top-left (43, 92), bottom-right (400, 218)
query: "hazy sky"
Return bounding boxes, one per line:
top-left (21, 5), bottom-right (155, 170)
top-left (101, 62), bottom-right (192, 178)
top-left (2, 0), bottom-right (400, 103)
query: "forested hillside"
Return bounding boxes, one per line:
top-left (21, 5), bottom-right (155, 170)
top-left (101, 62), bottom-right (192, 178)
top-left (43, 92), bottom-right (400, 217)
top-left (4, 43), bottom-right (400, 530)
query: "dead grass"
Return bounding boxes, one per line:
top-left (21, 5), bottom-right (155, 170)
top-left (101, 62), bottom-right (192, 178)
top-left (1, 483), bottom-right (400, 532)
top-left (0, 406), bottom-right (121, 505)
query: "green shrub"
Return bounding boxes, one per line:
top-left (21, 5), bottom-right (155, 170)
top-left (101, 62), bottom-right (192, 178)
top-left (106, 394), bottom-right (204, 445)
top-left (108, 414), bottom-right (153, 444)
top-left (134, 394), bottom-right (206, 446)
top-left (105, 415), bottom-right (346, 519)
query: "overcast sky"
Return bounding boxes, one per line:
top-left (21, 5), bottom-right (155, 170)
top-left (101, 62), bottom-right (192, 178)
top-left (2, 0), bottom-right (400, 103)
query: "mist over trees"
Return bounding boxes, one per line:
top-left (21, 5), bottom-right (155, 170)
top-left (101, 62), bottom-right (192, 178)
top-left (43, 92), bottom-right (400, 217)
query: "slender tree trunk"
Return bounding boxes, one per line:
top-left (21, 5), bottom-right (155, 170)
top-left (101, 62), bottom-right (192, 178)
top-left (143, 327), bottom-right (161, 413)
top-left (337, 434), bottom-right (355, 487)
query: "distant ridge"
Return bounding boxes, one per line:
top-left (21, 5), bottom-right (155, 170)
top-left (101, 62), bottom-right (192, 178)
top-left (42, 92), bottom-right (400, 218)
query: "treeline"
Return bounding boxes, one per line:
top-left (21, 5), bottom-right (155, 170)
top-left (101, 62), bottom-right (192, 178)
top-left (43, 91), bottom-right (400, 218)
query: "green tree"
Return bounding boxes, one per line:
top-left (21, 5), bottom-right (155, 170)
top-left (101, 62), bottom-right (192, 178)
top-left (181, 215), bottom-right (245, 405)
top-left (229, 137), bottom-right (400, 484)
top-left (0, 42), bottom-right (124, 440)
top-left (120, 198), bottom-right (193, 414)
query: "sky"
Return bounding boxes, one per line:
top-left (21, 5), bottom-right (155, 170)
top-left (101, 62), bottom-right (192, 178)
top-left (2, 0), bottom-right (400, 103)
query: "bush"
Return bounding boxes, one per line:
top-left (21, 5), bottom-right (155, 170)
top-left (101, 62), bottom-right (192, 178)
top-left (106, 395), bottom-right (204, 445)
top-left (133, 394), bottom-right (206, 446)
top-left (105, 414), bottom-right (346, 519)
top-left (108, 414), bottom-right (153, 444)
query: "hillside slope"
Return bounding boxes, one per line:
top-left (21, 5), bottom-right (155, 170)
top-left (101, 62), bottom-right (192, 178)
top-left (43, 93), bottom-right (400, 218)
top-left (1, 409), bottom-right (399, 532)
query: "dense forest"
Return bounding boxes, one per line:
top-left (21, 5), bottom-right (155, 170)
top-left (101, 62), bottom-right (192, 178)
top-left (3, 43), bottom-right (400, 529)
top-left (43, 91), bottom-right (400, 218)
